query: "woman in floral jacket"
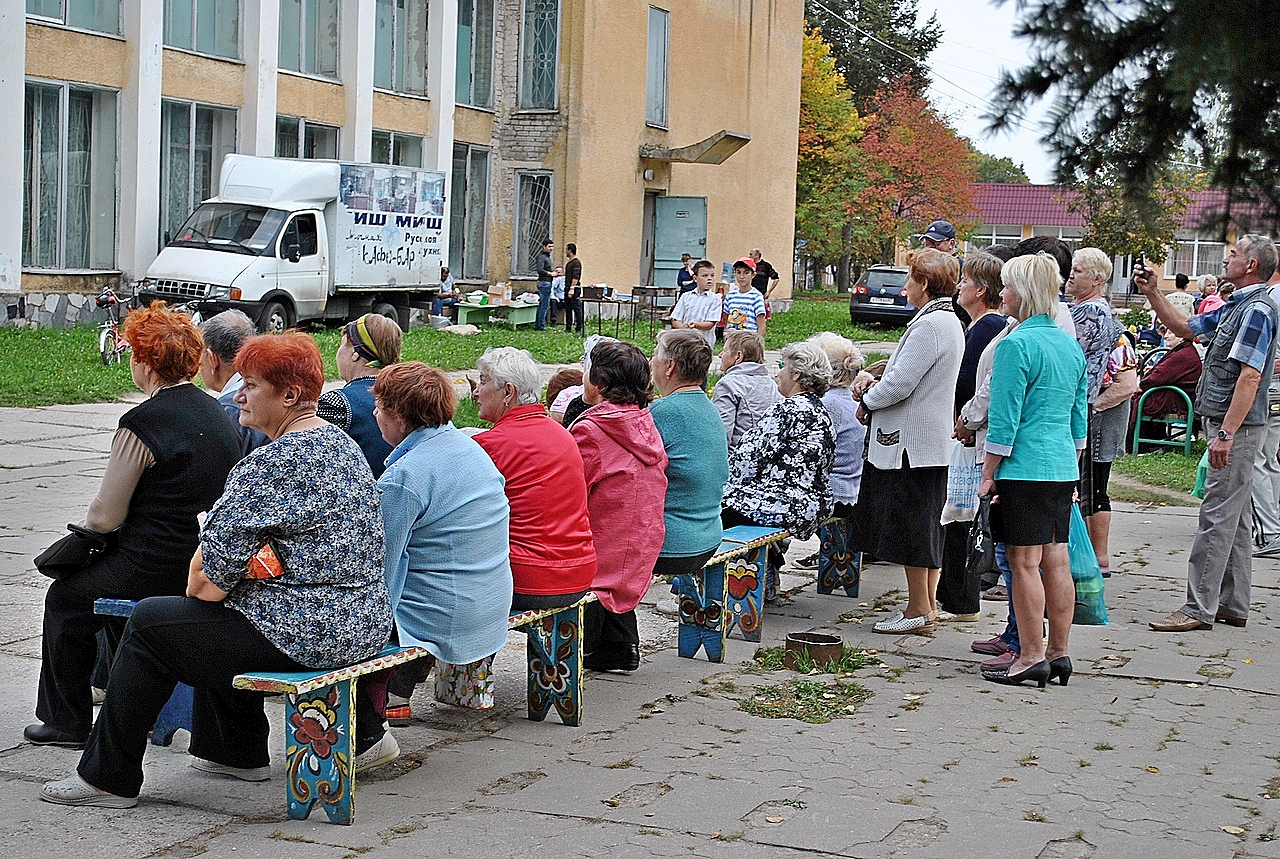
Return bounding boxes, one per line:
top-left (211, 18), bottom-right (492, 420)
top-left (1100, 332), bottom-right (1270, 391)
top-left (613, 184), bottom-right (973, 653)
top-left (722, 341), bottom-right (836, 588)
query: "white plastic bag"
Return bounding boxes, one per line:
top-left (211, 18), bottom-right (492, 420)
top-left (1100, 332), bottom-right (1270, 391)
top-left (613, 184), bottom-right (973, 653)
top-left (941, 439), bottom-right (981, 525)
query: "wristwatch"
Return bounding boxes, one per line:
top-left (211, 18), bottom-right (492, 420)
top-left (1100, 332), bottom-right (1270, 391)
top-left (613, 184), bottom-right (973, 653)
top-left (1216, 429), bottom-right (1234, 442)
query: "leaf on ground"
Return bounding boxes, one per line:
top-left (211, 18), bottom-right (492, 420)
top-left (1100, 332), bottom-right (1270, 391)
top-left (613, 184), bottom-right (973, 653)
top-left (1145, 766), bottom-right (1160, 773)
top-left (1221, 826), bottom-right (1246, 835)
top-left (766, 816), bottom-right (786, 823)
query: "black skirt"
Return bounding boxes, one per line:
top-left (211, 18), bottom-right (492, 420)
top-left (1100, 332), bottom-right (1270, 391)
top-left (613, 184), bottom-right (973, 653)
top-left (991, 479), bottom-right (1074, 546)
top-left (850, 459), bottom-right (947, 568)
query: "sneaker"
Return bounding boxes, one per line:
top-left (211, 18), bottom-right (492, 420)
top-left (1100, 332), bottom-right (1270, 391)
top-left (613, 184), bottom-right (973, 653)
top-left (190, 757), bottom-right (271, 782)
top-left (91, 687), bottom-right (106, 706)
top-left (1256, 536), bottom-right (1280, 558)
top-left (794, 552), bottom-right (820, 570)
top-left (937, 610), bottom-right (981, 623)
top-left (655, 595), bottom-right (680, 616)
top-left (386, 693), bottom-right (412, 726)
top-left (981, 584), bottom-right (1009, 601)
top-left (40, 774), bottom-right (137, 808)
top-left (354, 731), bottom-right (400, 773)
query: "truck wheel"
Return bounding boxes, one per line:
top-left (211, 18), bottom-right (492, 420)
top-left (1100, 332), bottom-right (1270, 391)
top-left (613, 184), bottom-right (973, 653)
top-left (371, 301), bottom-right (405, 331)
top-left (259, 300), bottom-right (292, 334)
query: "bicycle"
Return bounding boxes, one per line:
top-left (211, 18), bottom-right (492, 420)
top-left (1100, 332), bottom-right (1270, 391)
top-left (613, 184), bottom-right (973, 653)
top-left (96, 286), bottom-right (131, 365)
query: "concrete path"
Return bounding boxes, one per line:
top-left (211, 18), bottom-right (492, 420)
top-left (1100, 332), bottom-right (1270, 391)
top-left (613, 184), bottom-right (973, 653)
top-left (3, 400), bottom-right (1280, 858)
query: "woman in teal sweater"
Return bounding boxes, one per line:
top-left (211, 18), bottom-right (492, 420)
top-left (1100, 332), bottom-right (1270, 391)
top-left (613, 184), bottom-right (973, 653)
top-left (978, 253), bottom-right (1088, 688)
top-left (649, 330), bottom-right (730, 610)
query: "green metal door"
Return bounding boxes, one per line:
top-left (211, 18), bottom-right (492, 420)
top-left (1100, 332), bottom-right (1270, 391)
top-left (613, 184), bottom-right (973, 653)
top-left (654, 196), bottom-right (706, 288)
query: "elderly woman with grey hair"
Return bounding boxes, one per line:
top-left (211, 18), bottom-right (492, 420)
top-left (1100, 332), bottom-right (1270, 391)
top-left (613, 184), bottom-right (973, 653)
top-left (850, 248), bottom-right (965, 635)
top-left (722, 341), bottom-right (836, 572)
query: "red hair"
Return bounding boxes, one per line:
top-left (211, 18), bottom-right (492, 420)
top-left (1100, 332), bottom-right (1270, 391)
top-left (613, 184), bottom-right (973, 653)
top-left (122, 301), bottom-right (203, 384)
top-left (373, 362), bottom-right (457, 429)
top-left (235, 332), bottom-right (325, 402)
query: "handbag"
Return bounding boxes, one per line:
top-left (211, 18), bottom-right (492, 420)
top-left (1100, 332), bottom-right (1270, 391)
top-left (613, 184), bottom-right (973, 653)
top-left (1069, 504), bottom-right (1109, 625)
top-left (34, 524), bottom-right (113, 580)
top-left (964, 496), bottom-right (997, 582)
top-left (941, 439), bottom-right (981, 525)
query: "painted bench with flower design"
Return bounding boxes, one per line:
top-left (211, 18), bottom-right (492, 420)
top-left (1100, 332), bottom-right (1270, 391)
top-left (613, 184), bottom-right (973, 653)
top-left (231, 595), bottom-right (597, 825)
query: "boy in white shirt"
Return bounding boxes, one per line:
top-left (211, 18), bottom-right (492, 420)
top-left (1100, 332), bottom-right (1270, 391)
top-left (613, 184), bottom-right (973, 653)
top-left (670, 260), bottom-right (723, 348)
top-left (549, 266), bottom-right (565, 327)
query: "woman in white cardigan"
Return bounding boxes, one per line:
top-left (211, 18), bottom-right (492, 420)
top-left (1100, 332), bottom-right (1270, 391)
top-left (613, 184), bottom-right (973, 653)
top-left (851, 248), bottom-right (965, 634)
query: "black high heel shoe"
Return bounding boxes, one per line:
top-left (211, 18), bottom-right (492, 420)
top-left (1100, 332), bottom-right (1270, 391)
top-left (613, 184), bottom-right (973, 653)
top-left (983, 659), bottom-right (1050, 688)
top-left (1048, 656), bottom-right (1072, 686)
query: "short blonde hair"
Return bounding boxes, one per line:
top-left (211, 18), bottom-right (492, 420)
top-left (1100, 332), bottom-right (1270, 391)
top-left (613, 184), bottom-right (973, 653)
top-left (721, 330), bottom-right (765, 364)
top-left (1072, 247), bottom-right (1114, 289)
top-left (807, 332), bottom-right (863, 388)
top-left (1002, 253), bottom-right (1062, 321)
top-left (780, 341), bottom-right (832, 396)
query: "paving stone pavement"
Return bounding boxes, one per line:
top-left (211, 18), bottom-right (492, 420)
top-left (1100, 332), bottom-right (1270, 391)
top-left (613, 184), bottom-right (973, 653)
top-left (4, 400), bottom-right (1280, 858)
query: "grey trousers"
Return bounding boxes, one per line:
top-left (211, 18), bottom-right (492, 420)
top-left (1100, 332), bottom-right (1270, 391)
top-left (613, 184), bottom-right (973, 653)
top-left (1183, 419), bottom-right (1263, 623)
top-left (1250, 405), bottom-right (1280, 543)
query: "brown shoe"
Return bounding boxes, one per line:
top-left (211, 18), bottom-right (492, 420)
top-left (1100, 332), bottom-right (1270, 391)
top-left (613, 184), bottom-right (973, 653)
top-left (1149, 610), bottom-right (1212, 632)
top-left (1215, 613), bottom-right (1247, 628)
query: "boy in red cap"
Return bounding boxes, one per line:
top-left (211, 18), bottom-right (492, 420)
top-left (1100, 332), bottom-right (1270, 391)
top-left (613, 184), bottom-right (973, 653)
top-left (724, 256), bottom-right (766, 336)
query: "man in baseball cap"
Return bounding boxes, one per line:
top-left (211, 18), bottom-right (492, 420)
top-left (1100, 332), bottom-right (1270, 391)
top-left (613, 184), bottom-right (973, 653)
top-left (922, 220), bottom-right (958, 254)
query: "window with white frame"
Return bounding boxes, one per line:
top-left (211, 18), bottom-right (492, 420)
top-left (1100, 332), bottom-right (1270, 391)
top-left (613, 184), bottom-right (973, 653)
top-left (456, 0), bottom-right (494, 108)
top-left (1032, 225), bottom-right (1082, 254)
top-left (275, 116), bottom-right (338, 159)
top-left (519, 0), bottom-right (559, 109)
top-left (964, 224), bottom-right (1021, 255)
top-left (27, 0), bottom-right (121, 34)
top-left (160, 100), bottom-right (237, 245)
top-left (371, 131), bottom-right (423, 167)
top-left (374, 0), bottom-right (427, 94)
top-left (645, 7), bottom-right (669, 127)
top-left (164, 0), bottom-right (239, 58)
top-left (1165, 232), bottom-right (1225, 278)
top-left (514, 171), bottom-right (552, 276)
top-left (23, 81), bottom-right (118, 270)
top-left (449, 143), bottom-right (489, 280)
top-left (278, 0), bottom-right (338, 78)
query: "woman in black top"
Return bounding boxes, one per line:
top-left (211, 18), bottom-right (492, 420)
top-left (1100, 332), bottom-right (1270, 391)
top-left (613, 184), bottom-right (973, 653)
top-left (24, 302), bottom-right (242, 749)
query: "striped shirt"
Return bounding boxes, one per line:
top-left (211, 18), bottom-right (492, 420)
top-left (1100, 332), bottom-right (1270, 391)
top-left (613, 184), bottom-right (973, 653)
top-left (723, 285), bottom-right (764, 332)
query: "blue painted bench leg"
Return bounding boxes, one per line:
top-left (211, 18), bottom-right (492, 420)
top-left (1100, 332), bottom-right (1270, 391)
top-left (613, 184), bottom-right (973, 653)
top-left (284, 680), bottom-right (356, 824)
top-left (676, 565), bottom-right (726, 662)
top-left (150, 681), bottom-right (193, 747)
top-left (816, 518), bottom-right (861, 598)
top-left (526, 603), bottom-right (583, 726)
top-left (724, 546), bottom-right (767, 644)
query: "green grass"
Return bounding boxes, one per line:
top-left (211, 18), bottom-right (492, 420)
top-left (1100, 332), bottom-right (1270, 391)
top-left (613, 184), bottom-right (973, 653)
top-left (738, 678), bottom-right (873, 723)
top-left (1113, 440), bottom-right (1205, 494)
top-left (746, 645), bottom-right (879, 674)
top-left (0, 297), bottom-right (902, 408)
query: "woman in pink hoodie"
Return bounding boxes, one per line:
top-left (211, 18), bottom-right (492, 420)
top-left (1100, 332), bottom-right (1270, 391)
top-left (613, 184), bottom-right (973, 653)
top-left (571, 341), bottom-right (669, 673)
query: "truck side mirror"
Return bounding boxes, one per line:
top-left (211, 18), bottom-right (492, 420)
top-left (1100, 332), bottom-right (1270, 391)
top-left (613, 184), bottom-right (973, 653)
top-left (284, 242), bottom-right (301, 263)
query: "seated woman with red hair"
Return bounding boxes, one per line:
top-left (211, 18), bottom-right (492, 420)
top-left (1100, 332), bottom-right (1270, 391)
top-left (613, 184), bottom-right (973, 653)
top-left (40, 331), bottom-right (393, 809)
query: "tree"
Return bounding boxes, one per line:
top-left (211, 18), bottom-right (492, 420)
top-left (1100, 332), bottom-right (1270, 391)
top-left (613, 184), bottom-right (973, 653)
top-left (968, 148), bottom-right (1029, 184)
top-left (795, 30), bottom-right (872, 289)
top-left (988, 0), bottom-right (1280, 233)
top-left (853, 79), bottom-right (979, 263)
top-left (804, 0), bottom-right (941, 110)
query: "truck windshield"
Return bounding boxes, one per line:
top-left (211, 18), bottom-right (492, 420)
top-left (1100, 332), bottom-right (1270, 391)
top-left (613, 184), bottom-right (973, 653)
top-left (170, 204), bottom-right (288, 255)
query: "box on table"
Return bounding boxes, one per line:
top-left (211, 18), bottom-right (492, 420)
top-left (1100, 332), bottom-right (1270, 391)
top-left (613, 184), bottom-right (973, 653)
top-left (487, 282), bottom-right (512, 306)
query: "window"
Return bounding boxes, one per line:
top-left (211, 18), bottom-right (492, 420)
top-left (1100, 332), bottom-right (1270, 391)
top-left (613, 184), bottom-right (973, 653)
top-left (1165, 232), bottom-right (1225, 278)
top-left (513, 171), bottom-right (552, 276)
top-left (964, 224), bottom-right (1021, 255)
top-left (27, 0), bottom-right (121, 33)
top-left (456, 0), bottom-right (494, 108)
top-left (23, 81), bottom-right (118, 270)
top-left (275, 116), bottom-right (338, 159)
top-left (645, 7), bottom-right (669, 127)
top-left (519, 0), bottom-right (559, 109)
top-left (374, 0), bottom-right (427, 94)
top-left (280, 213), bottom-right (318, 258)
top-left (164, 0), bottom-right (239, 58)
top-left (1032, 225), bottom-right (1082, 255)
top-left (160, 100), bottom-right (237, 246)
top-left (449, 143), bottom-right (489, 279)
top-left (278, 0), bottom-right (338, 78)
top-left (371, 131), bottom-right (423, 167)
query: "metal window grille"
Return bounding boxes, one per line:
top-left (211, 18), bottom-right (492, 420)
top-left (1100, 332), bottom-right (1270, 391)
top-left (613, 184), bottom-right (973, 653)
top-left (520, 0), bottom-right (559, 109)
top-left (515, 172), bottom-right (552, 276)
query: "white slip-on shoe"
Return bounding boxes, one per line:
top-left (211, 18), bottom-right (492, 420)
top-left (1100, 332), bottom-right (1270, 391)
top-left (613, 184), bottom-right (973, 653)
top-left (190, 756), bottom-right (271, 782)
top-left (354, 731), bottom-right (400, 773)
top-left (40, 774), bottom-right (137, 808)
top-left (873, 612), bottom-right (936, 635)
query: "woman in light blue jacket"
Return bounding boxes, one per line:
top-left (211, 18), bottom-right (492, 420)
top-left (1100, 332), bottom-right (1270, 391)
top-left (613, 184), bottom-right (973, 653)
top-left (978, 253), bottom-right (1088, 688)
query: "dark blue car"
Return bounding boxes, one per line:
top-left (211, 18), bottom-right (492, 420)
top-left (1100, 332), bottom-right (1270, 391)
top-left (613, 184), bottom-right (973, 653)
top-left (849, 265), bottom-right (912, 325)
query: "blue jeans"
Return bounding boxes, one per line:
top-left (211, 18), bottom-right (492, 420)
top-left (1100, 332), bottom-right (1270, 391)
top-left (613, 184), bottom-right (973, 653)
top-left (996, 542), bottom-right (1021, 653)
top-left (433, 295), bottom-right (458, 316)
top-left (535, 282), bottom-right (551, 329)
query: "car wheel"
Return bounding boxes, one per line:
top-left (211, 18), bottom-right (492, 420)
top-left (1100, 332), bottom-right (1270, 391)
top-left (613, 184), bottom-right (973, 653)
top-left (371, 301), bottom-right (406, 332)
top-left (259, 300), bottom-right (292, 334)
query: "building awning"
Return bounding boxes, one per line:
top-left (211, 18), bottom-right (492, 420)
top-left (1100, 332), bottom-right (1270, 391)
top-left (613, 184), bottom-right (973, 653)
top-left (639, 130), bottom-right (750, 165)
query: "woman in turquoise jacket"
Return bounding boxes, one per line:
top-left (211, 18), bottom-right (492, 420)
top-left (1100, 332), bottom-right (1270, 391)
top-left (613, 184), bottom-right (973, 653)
top-left (978, 253), bottom-right (1088, 688)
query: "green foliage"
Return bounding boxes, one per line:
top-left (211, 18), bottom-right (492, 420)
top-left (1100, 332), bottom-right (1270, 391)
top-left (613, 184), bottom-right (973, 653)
top-left (0, 326), bottom-right (136, 407)
top-left (1119, 307), bottom-right (1153, 330)
top-left (804, 0), bottom-right (941, 110)
top-left (747, 645), bottom-right (880, 674)
top-left (739, 678), bottom-right (873, 723)
top-left (1113, 443), bottom-right (1206, 495)
top-left (969, 148), bottom-right (1030, 184)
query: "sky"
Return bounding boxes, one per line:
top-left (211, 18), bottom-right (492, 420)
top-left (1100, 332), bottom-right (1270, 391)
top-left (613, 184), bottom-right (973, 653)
top-left (916, 0), bottom-right (1057, 184)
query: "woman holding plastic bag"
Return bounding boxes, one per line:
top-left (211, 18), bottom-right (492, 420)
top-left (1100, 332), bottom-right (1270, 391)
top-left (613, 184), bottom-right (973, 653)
top-left (978, 253), bottom-right (1089, 687)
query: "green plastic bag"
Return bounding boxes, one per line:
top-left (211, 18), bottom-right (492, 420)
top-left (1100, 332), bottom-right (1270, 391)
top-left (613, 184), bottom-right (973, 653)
top-left (1192, 449), bottom-right (1210, 499)
top-left (1069, 503), bottom-right (1108, 625)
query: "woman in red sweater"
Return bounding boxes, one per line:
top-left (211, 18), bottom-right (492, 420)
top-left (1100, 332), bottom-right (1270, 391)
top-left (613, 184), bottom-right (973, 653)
top-left (473, 347), bottom-right (598, 610)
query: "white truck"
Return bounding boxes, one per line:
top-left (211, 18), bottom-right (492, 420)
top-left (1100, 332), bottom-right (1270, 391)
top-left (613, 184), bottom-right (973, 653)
top-left (137, 154), bottom-right (447, 332)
